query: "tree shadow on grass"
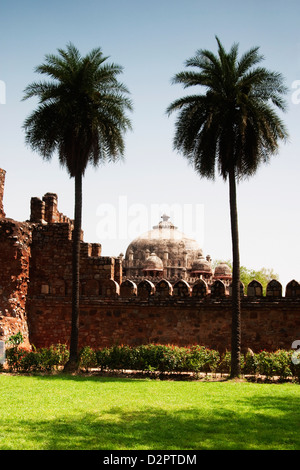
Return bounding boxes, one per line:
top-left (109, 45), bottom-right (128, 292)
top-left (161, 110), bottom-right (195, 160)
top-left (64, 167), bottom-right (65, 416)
top-left (2, 392), bottom-right (300, 450)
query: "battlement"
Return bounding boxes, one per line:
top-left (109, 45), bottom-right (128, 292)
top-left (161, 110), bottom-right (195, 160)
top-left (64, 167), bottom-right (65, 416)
top-left (30, 192), bottom-right (73, 225)
top-left (30, 276), bottom-right (300, 301)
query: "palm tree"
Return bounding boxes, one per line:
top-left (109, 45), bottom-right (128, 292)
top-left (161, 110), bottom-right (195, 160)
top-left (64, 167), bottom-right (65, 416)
top-left (23, 43), bottom-right (132, 371)
top-left (167, 37), bottom-right (288, 378)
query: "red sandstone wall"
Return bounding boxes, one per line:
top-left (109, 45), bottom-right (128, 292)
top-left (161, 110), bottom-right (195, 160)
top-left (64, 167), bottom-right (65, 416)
top-left (0, 171), bottom-right (298, 354)
top-left (27, 296), bottom-right (300, 353)
top-left (0, 219), bottom-right (31, 345)
top-left (0, 169), bottom-right (6, 219)
top-left (28, 223), bottom-right (120, 298)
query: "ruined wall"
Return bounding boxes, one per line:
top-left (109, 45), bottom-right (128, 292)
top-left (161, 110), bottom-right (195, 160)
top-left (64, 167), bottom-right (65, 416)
top-left (0, 169), bottom-right (6, 219)
top-left (28, 222), bottom-right (122, 299)
top-left (30, 192), bottom-right (73, 225)
top-left (0, 219), bottom-right (31, 346)
top-left (0, 180), bottom-right (122, 346)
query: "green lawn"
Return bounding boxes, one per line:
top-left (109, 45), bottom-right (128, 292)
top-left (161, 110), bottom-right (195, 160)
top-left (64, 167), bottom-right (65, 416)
top-left (0, 374), bottom-right (299, 450)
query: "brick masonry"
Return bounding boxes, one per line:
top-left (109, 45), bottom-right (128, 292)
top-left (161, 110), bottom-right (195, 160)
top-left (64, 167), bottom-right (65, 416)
top-left (0, 168), bottom-right (299, 353)
top-left (26, 296), bottom-right (300, 353)
top-left (0, 169), bottom-right (6, 219)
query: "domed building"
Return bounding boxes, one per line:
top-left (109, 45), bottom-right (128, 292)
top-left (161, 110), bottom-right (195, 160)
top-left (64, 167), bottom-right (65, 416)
top-left (214, 262), bottom-right (232, 281)
top-left (190, 254), bottom-right (213, 280)
top-left (121, 214), bottom-right (232, 286)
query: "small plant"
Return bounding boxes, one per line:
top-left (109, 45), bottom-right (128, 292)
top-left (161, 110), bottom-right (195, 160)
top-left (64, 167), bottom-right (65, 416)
top-left (6, 331), bottom-right (24, 348)
top-left (243, 351), bottom-right (259, 376)
top-left (79, 346), bottom-right (97, 371)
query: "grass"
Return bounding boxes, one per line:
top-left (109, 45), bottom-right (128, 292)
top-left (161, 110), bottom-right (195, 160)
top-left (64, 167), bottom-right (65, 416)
top-left (0, 374), bottom-right (299, 450)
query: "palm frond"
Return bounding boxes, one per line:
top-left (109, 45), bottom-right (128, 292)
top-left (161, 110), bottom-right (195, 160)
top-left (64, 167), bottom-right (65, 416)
top-left (167, 36), bottom-right (288, 181)
top-left (23, 43), bottom-right (133, 178)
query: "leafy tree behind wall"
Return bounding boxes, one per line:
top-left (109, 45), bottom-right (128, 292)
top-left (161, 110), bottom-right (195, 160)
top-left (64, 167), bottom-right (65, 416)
top-left (213, 259), bottom-right (279, 294)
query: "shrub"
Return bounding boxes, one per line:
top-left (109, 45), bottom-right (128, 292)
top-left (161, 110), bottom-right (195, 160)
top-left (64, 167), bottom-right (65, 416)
top-left (184, 346), bottom-right (220, 374)
top-left (243, 351), bottom-right (259, 376)
top-left (6, 346), bottom-right (31, 371)
top-left (3, 338), bottom-right (299, 381)
top-left (79, 346), bottom-right (97, 371)
top-left (5, 340), bottom-right (69, 372)
top-left (38, 344), bottom-right (69, 371)
top-left (218, 351), bottom-right (232, 375)
top-left (271, 350), bottom-right (292, 379)
top-left (95, 347), bottom-right (111, 371)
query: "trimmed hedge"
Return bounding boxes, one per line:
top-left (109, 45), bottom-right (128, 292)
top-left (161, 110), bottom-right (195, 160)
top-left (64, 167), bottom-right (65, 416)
top-left (80, 344), bottom-right (221, 374)
top-left (3, 336), bottom-right (300, 381)
top-left (5, 343), bottom-right (69, 372)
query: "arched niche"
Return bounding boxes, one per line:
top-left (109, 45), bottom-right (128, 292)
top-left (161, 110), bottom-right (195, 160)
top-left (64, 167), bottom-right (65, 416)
top-left (137, 279), bottom-right (155, 299)
top-left (266, 279), bottom-right (282, 298)
top-left (155, 279), bottom-right (173, 298)
top-left (192, 279), bottom-right (208, 298)
top-left (173, 280), bottom-right (191, 298)
top-left (210, 279), bottom-right (226, 298)
top-left (120, 279), bottom-right (137, 297)
top-left (247, 279), bottom-right (263, 297)
top-left (228, 281), bottom-right (245, 297)
top-left (102, 279), bottom-right (120, 297)
top-left (285, 279), bottom-right (300, 298)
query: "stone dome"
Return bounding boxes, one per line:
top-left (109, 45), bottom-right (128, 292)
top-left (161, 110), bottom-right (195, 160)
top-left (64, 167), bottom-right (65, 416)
top-left (214, 262), bottom-right (232, 279)
top-left (125, 214), bottom-right (203, 263)
top-left (191, 255), bottom-right (212, 274)
top-left (143, 253), bottom-right (163, 271)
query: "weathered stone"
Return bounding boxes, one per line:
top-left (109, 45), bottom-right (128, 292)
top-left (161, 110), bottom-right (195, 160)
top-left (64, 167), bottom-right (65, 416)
top-left (0, 168), bottom-right (299, 355)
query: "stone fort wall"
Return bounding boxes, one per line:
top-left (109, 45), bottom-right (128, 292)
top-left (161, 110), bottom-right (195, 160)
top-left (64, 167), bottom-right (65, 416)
top-left (0, 168), bottom-right (299, 353)
top-left (27, 287), bottom-right (300, 353)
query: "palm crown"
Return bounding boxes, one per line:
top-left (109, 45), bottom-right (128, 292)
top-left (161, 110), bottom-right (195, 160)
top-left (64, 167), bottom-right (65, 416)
top-left (23, 43), bottom-right (132, 177)
top-left (167, 37), bottom-right (288, 181)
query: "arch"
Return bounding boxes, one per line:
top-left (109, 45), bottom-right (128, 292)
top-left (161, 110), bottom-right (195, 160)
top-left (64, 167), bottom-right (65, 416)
top-left (247, 279), bottom-right (263, 297)
top-left (266, 279), bottom-right (282, 298)
top-left (210, 280), bottom-right (226, 298)
top-left (102, 279), bottom-right (120, 297)
top-left (192, 279), bottom-right (208, 298)
top-left (120, 279), bottom-right (137, 297)
top-left (173, 280), bottom-right (191, 298)
top-left (228, 281), bottom-right (245, 297)
top-left (137, 279), bottom-right (155, 299)
top-left (155, 279), bottom-right (173, 298)
top-left (285, 279), bottom-right (300, 298)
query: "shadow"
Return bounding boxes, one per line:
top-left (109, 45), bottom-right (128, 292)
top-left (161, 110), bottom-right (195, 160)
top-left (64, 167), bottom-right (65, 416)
top-left (1, 380), bottom-right (299, 450)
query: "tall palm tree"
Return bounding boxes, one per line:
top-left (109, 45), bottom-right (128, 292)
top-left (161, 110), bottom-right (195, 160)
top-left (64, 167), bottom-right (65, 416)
top-left (167, 37), bottom-right (288, 377)
top-left (23, 43), bottom-right (132, 371)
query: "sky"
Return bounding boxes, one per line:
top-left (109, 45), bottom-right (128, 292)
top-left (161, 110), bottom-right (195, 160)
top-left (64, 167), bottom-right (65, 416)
top-left (1, 0), bottom-right (300, 289)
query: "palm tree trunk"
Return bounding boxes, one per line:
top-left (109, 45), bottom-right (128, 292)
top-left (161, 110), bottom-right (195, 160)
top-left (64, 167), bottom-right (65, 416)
top-left (64, 170), bottom-right (82, 372)
top-left (229, 167), bottom-right (241, 378)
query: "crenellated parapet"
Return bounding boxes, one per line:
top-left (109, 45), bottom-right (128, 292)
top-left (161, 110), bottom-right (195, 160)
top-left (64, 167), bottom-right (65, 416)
top-left (31, 276), bottom-right (300, 301)
top-left (30, 192), bottom-right (74, 226)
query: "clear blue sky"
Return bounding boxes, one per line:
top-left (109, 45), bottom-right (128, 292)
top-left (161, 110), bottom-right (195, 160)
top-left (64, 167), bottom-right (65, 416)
top-left (1, 0), bottom-right (300, 288)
